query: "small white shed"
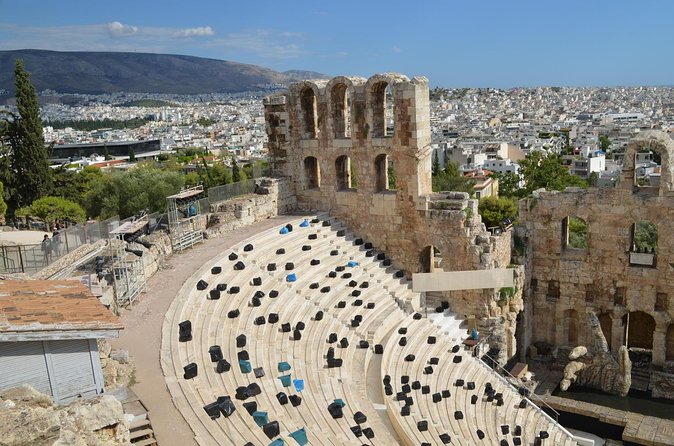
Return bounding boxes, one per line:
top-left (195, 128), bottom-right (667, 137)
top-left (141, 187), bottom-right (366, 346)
top-left (0, 280), bottom-right (123, 404)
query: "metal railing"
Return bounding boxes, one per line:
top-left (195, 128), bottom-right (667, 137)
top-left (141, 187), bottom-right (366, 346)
top-left (477, 354), bottom-right (576, 440)
top-left (207, 179), bottom-right (258, 204)
top-left (0, 169), bottom-right (270, 276)
top-left (0, 215), bottom-right (123, 276)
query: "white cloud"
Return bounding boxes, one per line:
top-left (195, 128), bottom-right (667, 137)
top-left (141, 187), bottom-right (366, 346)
top-left (174, 26), bottom-right (215, 38)
top-left (392, 45), bottom-right (402, 53)
top-left (107, 21), bottom-right (139, 37)
top-left (0, 23), bottom-right (305, 64)
top-left (209, 29), bottom-right (305, 59)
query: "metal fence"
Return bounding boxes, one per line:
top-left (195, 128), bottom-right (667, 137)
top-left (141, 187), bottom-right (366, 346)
top-left (148, 211), bottom-right (169, 233)
top-left (0, 215), bottom-right (125, 276)
top-left (0, 170), bottom-right (271, 276)
top-left (207, 179), bottom-right (258, 204)
top-left (248, 163), bottom-right (271, 179)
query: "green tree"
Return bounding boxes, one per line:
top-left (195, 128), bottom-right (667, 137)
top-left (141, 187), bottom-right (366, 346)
top-left (183, 172), bottom-right (201, 188)
top-left (489, 171), bottom-right (522, 198)
top-left (196, 117), bottom-right (216, 126)
top-left (2, 60), bottom-right (52, 214)
top-left (478, 196), bottom-right (518, 228)
top-left (599, 134), bottom-right (611, 152)
top-left (103, 144), bottom-right (111, 160)
top-left (519, 151), bottom-right (586, 195)
top-left (568, 217), bottom-right (588, 249)
top-left (561, 130), bottom-right (571, 153)
top-left (0, 181), bottom-right (8, 218)
top-left (84, 166), bottom-right (182, 219)
top-left (128, 148), bottom-right (136, 162)
top-left (432, 161), bottom-right (475, 194)
top-left (17, 196), bottom-right (86, 228)
top-left (387, 166), bottom-right (396, 189)
top-left (51, 166), bottom-right (104, 207)
top-left (432, 150), bottom-right (440, 176)
top-left (232, 156), bottom-right (243, 182)
top-left (588, 171), bottom-right (599, 187)
top-left (633, 220), bottom-right (657, 253)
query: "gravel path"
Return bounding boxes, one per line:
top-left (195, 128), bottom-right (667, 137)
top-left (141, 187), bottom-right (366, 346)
top-left (109, 215), bottom-right (302, 446)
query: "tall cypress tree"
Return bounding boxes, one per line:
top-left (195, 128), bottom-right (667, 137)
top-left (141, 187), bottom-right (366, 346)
top-left (6, 59), bottom-right (52, 212)
top-left (432, 150), bottom-right (440, 176)
top-left (232, 156), bottom-right (241, 182)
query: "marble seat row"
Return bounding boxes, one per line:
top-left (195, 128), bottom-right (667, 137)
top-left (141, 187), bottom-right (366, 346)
top-left (163, 213), bottom-right (576, 446)
top-left (164, 214), bottom-right (410, 444)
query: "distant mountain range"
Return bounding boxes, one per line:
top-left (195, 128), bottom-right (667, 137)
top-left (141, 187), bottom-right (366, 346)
top-left (0, 49), bottom-right (328, 95)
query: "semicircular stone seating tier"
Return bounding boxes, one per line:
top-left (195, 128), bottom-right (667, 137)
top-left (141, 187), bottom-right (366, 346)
top-left (161, 213), bottom-right (578, 446)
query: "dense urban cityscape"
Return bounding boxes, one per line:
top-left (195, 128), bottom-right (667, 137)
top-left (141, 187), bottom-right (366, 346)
top-left (2, 85), bottom-right (671, 196)
top-left (1, 2), bottom-right (674, 446)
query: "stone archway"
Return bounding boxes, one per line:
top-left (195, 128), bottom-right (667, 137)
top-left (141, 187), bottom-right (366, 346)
top-left (418, 245), bottom-right (443, 273)
top-left (330, 82), bottom-right (351, 139)
top-left (303, 156), bottom-right (320, 189)
top-left (622, 311), bottom-right (655, 350)
top-left (300, 86), bottom-right (318, 139)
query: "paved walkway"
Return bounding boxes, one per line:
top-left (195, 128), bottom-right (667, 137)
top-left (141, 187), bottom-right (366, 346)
top-left (109, 215), bottom-right (301, 446)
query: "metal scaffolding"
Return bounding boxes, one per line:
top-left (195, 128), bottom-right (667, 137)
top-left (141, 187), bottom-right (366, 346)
top-left (108, 216), bottom-right (148, 307)
top-left (167, 185), bottom-right (205, 252)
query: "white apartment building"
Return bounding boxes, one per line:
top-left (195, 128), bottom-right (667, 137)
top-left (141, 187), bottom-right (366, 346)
top-left (569, 152), bottom-right (606, 180)
top-left (482, 159), bottom-right (520, 175)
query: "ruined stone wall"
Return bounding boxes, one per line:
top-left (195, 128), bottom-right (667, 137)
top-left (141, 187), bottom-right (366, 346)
top-left (265, 74), bottom-right (515, 355)
top-left (521, 131), bottom-right (674, 375)
top-left (0, 385), bottom-right (131, 446)
top-left (204, 178), bottom-right (296, 238)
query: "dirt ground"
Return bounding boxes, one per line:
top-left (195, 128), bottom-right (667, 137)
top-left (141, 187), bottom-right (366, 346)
top-left (109, 215), bottom-right (301, 446)
top-left (0, 229), bottom-right (50, 245)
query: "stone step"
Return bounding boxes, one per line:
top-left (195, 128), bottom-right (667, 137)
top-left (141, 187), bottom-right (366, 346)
top-left (130, 428), bottom-right (154, 440)
top-left (129, 418), bottom-right (151, 430)
top-left (131, 438), bottom-right (158, 446)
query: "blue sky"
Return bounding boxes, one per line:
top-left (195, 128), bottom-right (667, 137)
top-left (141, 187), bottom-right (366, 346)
top-left (1, 0), bottom-right (672, 87)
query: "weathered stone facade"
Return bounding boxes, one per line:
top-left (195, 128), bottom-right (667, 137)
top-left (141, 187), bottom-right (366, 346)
top-left (264, 73), bottom-right (518, 360)
top-left (521, 130), bottom-right (674, 395)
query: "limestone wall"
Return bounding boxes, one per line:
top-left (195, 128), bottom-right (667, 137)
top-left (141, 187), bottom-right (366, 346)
top-left (0, 385), bottom-right (131, 446)
top-left (521, 131), bottom-right (674, 376)
top-left (265, 74), bottom-right (517, 360)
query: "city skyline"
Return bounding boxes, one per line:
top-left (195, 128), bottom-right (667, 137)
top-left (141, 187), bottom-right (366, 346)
top-left (1, 0), bottom-right (673, 88)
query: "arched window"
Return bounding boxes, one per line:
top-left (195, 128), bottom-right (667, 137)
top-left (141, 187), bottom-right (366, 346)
top-left (372, 81), bottom-right (394, 137)
top-left (331, 83), bottom-right (351, 138)
top-left (562, 216), bottom-right (588, 250)
top-left (634, 148), bottom-right (661, 188)
top-left (335, 155), bottom-right (354, 190)
top-left (303, 156), bottom-right (320, 189)
top-left (630, 220), bottom-right (657, 266)
top-left (374, 154), bottom-right (396, 192)
top-left (622, 311), bottom-right (655, 350)
top-left (300, 87), bottom-right (318, 139)
top-left (418, 245), bottom-right (442, 273)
